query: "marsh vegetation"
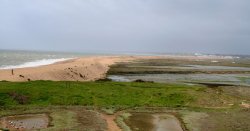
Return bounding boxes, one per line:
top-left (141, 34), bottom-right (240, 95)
top-left (1, 57), bottom-right (250, 130)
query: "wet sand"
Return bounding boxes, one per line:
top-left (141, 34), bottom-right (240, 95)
top-left (101, 113), bottom-right (121, 131)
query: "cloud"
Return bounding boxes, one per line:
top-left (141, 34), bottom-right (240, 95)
top-left (0, 0), bottom-right (249, 54)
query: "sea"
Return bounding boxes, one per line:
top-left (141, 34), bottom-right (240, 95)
top-left (0, 49), bottom-right (248, 70)
top-left (0, 50), bottom-right (94, 69)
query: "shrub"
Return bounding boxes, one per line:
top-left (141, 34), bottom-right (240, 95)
top-left (8, 92), bottom-right (29, 104)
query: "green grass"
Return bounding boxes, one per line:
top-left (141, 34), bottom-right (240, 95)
top-left (116, 113), bottom-right (132, 131)
top-left (0, 81), bottom-right (197, 108)
top-left (0, 81), bottom-right (249, 131)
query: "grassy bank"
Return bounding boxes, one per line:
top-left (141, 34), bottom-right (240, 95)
top-left (0, 80), bottom-right (247, 109)
top-left (0, 81), bottom-right (199, 108)
top-left (1, 81), bottom-right (250, 131)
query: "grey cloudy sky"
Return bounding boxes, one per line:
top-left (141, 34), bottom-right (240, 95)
top-left (0, 0), bottom-right (250, 55)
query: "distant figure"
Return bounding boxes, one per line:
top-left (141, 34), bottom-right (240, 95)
top-left (19, 75), bottom-right (24, 78)
top-left (11, 69), bottom-right (14, 75)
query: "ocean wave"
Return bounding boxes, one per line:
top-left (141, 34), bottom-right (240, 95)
top-left (0, 58), bottom-right (73, 69)
top-left (194, 53), bottom-right (240, 59)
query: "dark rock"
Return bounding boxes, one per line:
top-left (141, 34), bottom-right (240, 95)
top-left (96, 78), bottom-right (112, 82)
top-left (133, 79), bottom-right (154, 83)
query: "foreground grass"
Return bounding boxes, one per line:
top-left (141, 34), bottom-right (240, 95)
top-left (0, 106), bottom-right (107, 131)
top-left (0, 81), bottom-right (200, 108)
top-left (1, 81), bottom-right (249, 131)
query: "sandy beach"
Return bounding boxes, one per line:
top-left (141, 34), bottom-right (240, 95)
top-left (0, 56), bottom-right (135, 82)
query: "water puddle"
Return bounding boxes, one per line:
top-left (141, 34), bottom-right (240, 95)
top-left (0, 114), bottom-right (49, 130)
top-left (126, 113), bottom-right (183, 131)
top-left (153, 114), bottom-right (183, 131)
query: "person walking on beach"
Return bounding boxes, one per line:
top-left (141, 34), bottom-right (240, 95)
top-left (11, 69), bottom-right (14, 75)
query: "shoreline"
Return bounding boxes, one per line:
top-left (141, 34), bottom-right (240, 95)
top-left (0, 58), bottom-right (75, 70)
top-left (0, 56), bottom-right (136, 82)
top-left (0, 55), bottom-right (236, 82)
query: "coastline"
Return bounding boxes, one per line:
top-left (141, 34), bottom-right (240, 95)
top-left (0, 56), bottom-right (136, 82)
top-left (0, 58), bottom-right (74, 70)
top-left (0, 55), bottom-right (235, 82)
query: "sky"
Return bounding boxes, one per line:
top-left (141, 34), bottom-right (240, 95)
top-left (0, 0), bottom-right (250, 55)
